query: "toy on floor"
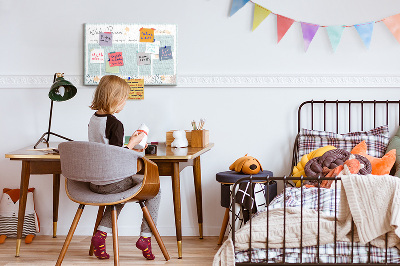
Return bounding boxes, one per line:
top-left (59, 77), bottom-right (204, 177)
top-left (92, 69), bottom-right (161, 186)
top-left (230, 154), bottom-right (263, 175)
top-left (0, 188), bottom-right (39, 244)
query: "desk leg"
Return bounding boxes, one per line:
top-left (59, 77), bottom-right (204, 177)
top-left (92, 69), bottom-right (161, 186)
top-left (53, 174), bottom-right (60, 238)
top-left (193, 157), bottom-right (203, 239)
top-left (16, 161), bottom-right (31, 257)
top-left (171, 162), bottom-right (182, 259)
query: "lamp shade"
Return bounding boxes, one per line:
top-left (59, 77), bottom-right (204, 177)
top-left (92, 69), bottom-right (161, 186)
top-left (48, 76), bottom-right (77, 102)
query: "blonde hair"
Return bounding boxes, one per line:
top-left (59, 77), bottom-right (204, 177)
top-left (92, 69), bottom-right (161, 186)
top-left (90, 75), bottom-right (130, 114)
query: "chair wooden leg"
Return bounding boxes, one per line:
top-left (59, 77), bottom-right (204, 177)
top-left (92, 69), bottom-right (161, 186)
top-left (89, 206), bottom-right (105, 256)
top-left (139, 201), bottom-right (170, 261)
top-left (111, 205), bottom-right (119, 266)
top-left (218, 208), bottom-right (230, 245)
top-left (56, 204), bottom-right (85, 266)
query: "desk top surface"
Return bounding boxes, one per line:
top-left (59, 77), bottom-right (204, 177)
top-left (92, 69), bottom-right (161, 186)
top-left (5, 142), bottom-right (214, 161)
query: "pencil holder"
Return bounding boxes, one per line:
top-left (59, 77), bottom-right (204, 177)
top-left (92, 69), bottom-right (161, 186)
top-left (191, 130), bottom-right (209, 148)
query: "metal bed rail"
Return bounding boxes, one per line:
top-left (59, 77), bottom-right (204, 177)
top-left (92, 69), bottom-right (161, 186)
top-left (292, 100), bottom-right (400, 170)
top-left (232, 175), bottom-right (393, 265)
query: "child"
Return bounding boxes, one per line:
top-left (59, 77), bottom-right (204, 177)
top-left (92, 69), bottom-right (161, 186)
top-left (88, 75), bottom-right (161, 260)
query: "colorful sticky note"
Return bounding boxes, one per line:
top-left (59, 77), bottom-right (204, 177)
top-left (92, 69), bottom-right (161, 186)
top-left (145, 41), bottom-right (160, 54)
top-left (159, 46), bottom-right (173, 61)
top-left (139, 28), bottom-right (155, 43)
top-left (126, 78), bottom-right (144, 100)
top-left (137, 52), bottom-right (151, 65)
top-left (99, 32), bottom-right (112, 46)
top-left (108, 52), bottom-right (124, 67)
top-left (90, 49), bottom-right (104, 63)
top-left (105, 62), bottom-right (119, 73)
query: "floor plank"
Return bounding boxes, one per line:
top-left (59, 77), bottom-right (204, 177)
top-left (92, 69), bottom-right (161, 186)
top-left (0, 236), bottom-right (222, 265)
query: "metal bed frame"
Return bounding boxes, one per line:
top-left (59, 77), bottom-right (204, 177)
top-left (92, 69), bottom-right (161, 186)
top-left (232, 100), bottom-right (400, 265)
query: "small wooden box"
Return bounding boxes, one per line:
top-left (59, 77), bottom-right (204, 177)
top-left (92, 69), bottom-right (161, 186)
top-left (166, 130), bottom-right (192, 146)
top-left (191, 130), bottom-right (209, 148)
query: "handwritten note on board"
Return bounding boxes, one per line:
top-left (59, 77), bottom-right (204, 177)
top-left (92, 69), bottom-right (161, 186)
top-left (90, 49), bottom-right (104, 63)
top-left (108, 52), bottom-right (124, 67)
top-left (99, 32), bottom-right (112, 46)
top-left (137, 52), bottom-right (151, 65)
top-left (126, 78), bottom-right (144, 100)
top-left (105, 62), bottom-right (119, 73)
top-left (145, 41), bottom-right (160, 54)
top-left (140, 28), bottom-right (155, 42)
top-left (159, 46), bottom-right (173, 60)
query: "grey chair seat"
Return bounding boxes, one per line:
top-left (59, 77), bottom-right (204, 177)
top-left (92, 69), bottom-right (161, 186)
top-left (66, 175), bottom-right (144, 205)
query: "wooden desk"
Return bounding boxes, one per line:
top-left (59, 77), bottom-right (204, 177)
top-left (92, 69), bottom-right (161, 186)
top-left (5, 142), bottom-right (213, 259)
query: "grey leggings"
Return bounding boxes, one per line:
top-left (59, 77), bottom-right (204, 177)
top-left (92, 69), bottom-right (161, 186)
top-left (89, 176), bottom-right (161, 236)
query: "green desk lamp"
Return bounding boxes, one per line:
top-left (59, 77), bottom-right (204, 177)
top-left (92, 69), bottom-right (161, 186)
top-left (34, 73), bottom-right (77, 149)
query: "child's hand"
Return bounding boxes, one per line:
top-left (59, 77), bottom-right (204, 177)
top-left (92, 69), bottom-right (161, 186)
top-left (126, 131), bottom-right (145, 150)
top-left (133, 143), bottom-right (148, 153)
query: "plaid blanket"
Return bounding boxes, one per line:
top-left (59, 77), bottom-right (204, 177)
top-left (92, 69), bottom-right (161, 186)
top-left (235, 186), bottom-right (400, 263)
top-left (236, 242), bottom-right (400, 263)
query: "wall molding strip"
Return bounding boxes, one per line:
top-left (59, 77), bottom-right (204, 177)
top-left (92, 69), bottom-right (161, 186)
top-left (0, 75), bottom-right (399, 88)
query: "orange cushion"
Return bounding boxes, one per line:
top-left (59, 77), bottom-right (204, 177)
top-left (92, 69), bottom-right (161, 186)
top-left (351, 140), bottom-right (396, 175)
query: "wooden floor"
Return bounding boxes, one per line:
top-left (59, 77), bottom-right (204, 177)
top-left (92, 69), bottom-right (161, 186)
top-left (0, 236), bottom-right (223, 265)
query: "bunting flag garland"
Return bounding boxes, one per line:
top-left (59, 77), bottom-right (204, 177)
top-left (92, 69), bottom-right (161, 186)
top-left (383, 14), bottom-right (400, 44)
top-left (326, 26), bottom-right (345, 52)
top-left (229, 0), bottom-right (400, 52)
top-left (253, 4), bottom-right (271, 31)
top-left (230, 0), bottom-right (250, 17)
top-left (354, 22), bottom-right (374, 49)
top-left (301, 22), bottom-right (319, 52)
top-left (277, 15), bottom-right (295, 43)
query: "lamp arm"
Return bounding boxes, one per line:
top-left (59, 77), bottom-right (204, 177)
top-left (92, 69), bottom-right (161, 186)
top-left (46, 100), bottom-right (54, 143)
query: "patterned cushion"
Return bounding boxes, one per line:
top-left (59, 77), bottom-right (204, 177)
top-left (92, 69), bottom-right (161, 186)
top-left (296, 125), bottom-right (390, 164)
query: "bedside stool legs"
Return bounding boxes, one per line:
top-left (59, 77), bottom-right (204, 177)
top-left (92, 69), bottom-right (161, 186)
top-left (217, 208), bottom-right (230, 245)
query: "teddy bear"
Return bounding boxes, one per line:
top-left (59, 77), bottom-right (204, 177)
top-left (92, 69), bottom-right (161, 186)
top-left (0, 188), bottom-right (39, 244)
top-left (171, 130), bottom-right (188, 148)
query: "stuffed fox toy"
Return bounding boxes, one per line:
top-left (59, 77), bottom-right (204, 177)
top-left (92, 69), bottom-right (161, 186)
top-left (0, 188), bottom-right (39, 244)
top-left (230, 154), bottom-right (263, 175)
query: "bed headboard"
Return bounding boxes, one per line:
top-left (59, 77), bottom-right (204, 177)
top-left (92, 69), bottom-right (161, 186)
top-left (292, 100), bottom-right (400, 169)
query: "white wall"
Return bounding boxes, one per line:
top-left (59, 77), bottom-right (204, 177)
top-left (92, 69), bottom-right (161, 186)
top-left (1, 0), bottom-right (400, 236)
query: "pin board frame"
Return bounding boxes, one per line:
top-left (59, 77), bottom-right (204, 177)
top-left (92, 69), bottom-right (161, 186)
top-left (84, 23), bottom-right (177, 86)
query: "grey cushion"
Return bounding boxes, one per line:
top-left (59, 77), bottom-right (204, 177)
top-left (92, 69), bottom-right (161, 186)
top-left (66, 175), bottom-right (144, 204)
top-left (387, 127), bottom-right (400, 177)
top-left (59, 141), bottom-right (142, 183)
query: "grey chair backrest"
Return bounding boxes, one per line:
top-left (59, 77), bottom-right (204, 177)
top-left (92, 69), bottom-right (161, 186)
top-left (58, 141), bottom-right (142, 183)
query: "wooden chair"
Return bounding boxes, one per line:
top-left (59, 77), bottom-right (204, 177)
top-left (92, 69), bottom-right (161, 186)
top-left (56, 141), bottom-right (170, 265)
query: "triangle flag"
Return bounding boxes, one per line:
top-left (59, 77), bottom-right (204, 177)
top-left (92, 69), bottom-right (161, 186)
top-left (354, 22), bottom-right (374, 49)
top-left (326, 25), bottom-right (345, 52)
top-left (301, 22), bottom-right (319, 52)
top-left (383, 14), bottom-right (400, 44)
top-left (230, 0), bottom-right (250, 17)
top-left (252, 4), bottom-right (271, 31)
top-left (277, 15), bottom-right (295, 43)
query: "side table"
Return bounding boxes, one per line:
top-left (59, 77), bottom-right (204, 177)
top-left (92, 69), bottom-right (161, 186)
top-left (216, 170), bottom-right (276, 245)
